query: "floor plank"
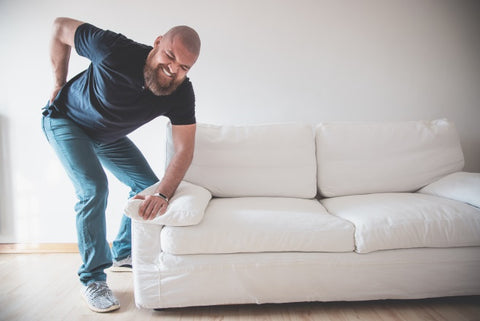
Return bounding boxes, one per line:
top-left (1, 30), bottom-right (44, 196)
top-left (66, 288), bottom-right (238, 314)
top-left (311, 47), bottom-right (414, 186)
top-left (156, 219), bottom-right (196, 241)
top-left (1, 253), bottom-right (479, 321)
top-left (0, 243), bottom-right (80, 253)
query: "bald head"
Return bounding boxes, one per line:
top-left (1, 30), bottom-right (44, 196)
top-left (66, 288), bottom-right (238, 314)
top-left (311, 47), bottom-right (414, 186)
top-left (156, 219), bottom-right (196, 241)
top-left (164, 25), bottom-right (201, 58)
top-left (144, 25), bottom-right (200, 96)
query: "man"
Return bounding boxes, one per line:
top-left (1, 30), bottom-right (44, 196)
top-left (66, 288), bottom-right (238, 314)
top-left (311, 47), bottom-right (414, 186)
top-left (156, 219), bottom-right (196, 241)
top-left (42, 17), bottom-right (200, 312)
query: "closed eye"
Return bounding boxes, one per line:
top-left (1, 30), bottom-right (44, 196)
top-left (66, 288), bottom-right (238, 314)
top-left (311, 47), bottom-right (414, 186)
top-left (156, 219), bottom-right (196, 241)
top-left (164, 50), bottom-right (191, 72)
top-left (164, 50), bottom-right (175, 60)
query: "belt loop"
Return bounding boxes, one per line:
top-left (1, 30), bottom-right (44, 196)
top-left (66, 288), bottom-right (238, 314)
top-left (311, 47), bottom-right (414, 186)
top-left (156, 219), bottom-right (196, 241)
top-left (42, 101), bottom-right (60, 117)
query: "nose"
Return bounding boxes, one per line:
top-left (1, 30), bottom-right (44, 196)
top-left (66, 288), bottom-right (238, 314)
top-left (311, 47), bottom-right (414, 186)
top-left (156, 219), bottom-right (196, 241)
top-left (168, 63), bottom-right (179, 74)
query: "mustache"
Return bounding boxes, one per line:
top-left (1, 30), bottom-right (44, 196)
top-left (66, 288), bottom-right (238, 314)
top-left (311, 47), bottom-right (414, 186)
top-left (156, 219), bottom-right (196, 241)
top-left (159, 64), bottom-right (177, 79)
top-left (144, 63), bottom-right (181, 96)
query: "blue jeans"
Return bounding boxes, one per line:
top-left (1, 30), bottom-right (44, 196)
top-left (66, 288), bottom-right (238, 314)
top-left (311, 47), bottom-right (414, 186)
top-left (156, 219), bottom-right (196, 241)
top-left (41, 112), bottom-right (158, 285)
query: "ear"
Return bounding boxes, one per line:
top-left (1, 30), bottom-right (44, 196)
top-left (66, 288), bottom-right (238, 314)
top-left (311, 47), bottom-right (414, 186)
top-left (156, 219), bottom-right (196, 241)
top-left (153, 35), bottom-right (163, 47)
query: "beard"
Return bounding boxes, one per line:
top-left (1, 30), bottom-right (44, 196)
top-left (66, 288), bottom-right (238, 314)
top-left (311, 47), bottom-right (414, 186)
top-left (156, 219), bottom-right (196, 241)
top-left (143, 63), bottom-right (183, 96)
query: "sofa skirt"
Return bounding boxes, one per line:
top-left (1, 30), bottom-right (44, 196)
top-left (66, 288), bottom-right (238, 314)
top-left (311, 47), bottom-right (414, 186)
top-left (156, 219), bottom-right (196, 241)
top-left (132, 222), bottom-right (480, 309)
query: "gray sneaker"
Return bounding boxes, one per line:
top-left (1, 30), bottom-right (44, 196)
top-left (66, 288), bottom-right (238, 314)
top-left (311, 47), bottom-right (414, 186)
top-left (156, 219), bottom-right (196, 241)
top-left (111, 255), bottom-right (132, 272)
top-left (81, 281), bottom-right (120, 313)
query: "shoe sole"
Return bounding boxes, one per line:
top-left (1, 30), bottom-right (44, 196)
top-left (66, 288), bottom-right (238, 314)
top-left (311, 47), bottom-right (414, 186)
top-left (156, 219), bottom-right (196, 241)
top-left (110, 265), bottom-right (132, 272)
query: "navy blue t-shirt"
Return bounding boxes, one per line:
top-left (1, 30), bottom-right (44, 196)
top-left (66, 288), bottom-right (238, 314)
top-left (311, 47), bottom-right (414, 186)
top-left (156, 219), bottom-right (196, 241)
top-left (52, 23), bottom-right (196, 143)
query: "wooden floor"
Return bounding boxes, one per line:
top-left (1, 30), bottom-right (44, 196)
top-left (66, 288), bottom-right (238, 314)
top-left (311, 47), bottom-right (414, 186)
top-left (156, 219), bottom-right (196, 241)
top-left (1, 253), bottom-right (479, 321)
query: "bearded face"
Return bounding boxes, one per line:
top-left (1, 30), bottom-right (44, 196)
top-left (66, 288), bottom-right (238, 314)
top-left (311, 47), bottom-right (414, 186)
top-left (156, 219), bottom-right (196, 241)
top-left (143, 35), bottom-right (197, 96)
top-left (143, 59), bottom-right (184, 96)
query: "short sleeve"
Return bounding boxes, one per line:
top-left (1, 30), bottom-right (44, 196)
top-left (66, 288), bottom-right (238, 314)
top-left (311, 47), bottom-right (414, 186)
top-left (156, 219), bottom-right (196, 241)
top-left (167, 79), bottom-right (196, 125)
top-left (169, 104), bottom-right (196, 125)
top-left (74, 23), bottom-right (126, 64)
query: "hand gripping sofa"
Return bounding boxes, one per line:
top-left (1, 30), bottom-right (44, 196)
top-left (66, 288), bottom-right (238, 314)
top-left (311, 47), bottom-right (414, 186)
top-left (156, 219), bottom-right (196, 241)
top-left (125, 119), bottom-right (480, 309)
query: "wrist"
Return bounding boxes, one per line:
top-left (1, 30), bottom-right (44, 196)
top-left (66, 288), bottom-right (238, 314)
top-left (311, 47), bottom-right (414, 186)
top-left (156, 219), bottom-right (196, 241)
top-left (152, 192), bottom-right (169, 203)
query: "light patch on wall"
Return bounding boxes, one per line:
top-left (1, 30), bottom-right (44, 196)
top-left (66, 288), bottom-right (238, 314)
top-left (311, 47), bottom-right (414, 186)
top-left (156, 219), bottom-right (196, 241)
top-left (0, 114), bottom-right (15, 241)
top-left (13, 171), bottom-right (41, 242)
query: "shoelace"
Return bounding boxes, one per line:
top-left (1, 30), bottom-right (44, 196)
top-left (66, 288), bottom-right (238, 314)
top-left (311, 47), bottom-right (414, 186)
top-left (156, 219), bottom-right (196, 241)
top-left (85, 282), bottom-right (112, 300)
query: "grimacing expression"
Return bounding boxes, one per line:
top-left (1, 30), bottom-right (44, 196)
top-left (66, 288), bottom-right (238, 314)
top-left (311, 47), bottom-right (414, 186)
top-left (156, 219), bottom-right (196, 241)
top-left (144, 34), bottom-right (198, 96)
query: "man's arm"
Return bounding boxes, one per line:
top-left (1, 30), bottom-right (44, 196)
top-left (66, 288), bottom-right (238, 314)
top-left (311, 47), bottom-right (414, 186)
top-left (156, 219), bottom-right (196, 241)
top-left (49, 17), bottom-right (84, 102)
top-left (136, 124), bottom-right (196, 220)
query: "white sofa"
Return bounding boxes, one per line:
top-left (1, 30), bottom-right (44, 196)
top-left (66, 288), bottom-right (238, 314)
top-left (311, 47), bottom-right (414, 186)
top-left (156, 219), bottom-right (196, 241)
top-left (125, 119), bottom-right (480, 309)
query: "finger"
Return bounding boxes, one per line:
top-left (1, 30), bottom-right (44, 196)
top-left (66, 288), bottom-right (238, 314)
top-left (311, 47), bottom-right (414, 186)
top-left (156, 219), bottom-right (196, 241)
top-left (145, 199), bottom-right (161, 220)
top-left (133, 194), bottom-right (145, 200)
top-left (138, 197), bottom-right (152, 218)
top-left (144, 202), bottom-right (156, 220)
top-left (49, 93), bottom-right (57, 104)
top-left (147, 200), bottom-right (167, 220)
top-left (142, 200), bottom-right (154, 220)
top-left (159, 203), bottom-right (168, 215)
top-left (138, 202), bottom-right (146, 218)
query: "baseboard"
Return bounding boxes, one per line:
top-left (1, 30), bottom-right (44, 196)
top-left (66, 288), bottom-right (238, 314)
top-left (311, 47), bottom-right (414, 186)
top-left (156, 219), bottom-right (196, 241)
top-left (0, 243), bottom-right (79, 253)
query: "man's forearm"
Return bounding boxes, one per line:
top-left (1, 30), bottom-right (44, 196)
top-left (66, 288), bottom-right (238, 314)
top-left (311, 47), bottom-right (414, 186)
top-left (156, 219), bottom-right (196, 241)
top-left (50, 39), bottom-right (70, 91)
top-left (50, 19), bottom-right (72, 88)
top-left (49, 17), bottom-right (83, 101)
top-left (136, 124), bottom-right (195, 220)
top-left (155, 149), bottom-right (193, 199)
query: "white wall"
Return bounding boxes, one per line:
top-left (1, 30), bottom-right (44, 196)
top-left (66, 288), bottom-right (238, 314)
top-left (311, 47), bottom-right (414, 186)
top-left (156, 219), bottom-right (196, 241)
top-left (1, 0), bottom-right (479, 243)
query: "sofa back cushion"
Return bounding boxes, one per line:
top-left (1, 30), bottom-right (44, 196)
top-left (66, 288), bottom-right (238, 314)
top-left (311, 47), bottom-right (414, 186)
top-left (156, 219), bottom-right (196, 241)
top-left (167, 122), bottom-right (317, 198)
top-left (316, 119), bottom-right (464, 197)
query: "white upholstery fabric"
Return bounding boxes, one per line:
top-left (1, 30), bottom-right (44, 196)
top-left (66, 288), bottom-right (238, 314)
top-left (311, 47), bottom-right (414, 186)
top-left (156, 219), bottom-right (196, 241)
top-left (419, 171), bottom-right (480, 208)
top-left (125, 181), bottom-right (211, 226)
top-left (167, 122), bottom-right (317, 198)
top-left (321, 193), bottom-right (480, 253)
top-left (130, 219), bottom-right (480, 309)
top-left (129, 120), bottom-right (480, 309)
top-left (161, 197), bottom-right (355, 254)
top-left (316, 119), bottom-right (465, 197)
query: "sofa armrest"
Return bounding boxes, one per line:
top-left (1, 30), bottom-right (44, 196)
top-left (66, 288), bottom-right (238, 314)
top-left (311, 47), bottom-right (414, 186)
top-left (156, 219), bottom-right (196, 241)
top-left (124, 181), bottom-right (212, 226)
top-left (418, 171), bottom-right (480, 208)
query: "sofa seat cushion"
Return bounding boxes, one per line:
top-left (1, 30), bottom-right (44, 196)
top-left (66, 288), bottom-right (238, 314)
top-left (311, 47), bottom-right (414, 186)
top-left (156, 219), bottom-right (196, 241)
top-left (160, 197), bottom-right (355, 255)
top-left (321, 193), bottom-right (480, 253)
